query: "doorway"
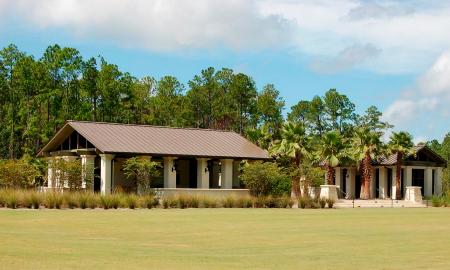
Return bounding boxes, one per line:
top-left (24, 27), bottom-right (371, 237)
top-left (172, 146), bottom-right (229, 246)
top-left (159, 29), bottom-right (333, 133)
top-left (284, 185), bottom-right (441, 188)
top-left (412, 169), bottom-right (425, 196)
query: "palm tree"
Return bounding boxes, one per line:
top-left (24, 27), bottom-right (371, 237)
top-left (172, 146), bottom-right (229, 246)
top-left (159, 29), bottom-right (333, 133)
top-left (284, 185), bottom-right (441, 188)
top-left (270, 122), bottom-right (310, 198)
top-left (245, 124), bottom-right (273, 150)
top-left (317, 131), bottom-right (349, 185)
top-left (351, 127), bottom-right (383, 199)
top-left (387, 131), bottom-right (414, 200)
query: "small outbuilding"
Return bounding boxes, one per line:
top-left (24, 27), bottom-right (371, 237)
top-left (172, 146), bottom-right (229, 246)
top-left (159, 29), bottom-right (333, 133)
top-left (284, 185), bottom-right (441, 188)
top-left (38, 121), bottom-right (271, 196)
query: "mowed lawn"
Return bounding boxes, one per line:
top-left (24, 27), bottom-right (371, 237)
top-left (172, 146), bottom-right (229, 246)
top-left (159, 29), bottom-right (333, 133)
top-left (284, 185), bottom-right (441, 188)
top-left (1, 208), bottom-right (450, 270)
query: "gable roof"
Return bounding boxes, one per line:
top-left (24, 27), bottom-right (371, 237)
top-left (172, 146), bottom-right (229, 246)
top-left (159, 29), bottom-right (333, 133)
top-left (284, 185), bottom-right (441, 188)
top-left (38, 121), bottom-right (271, 160)
top-left (375, 144), bottom-right (447, 166)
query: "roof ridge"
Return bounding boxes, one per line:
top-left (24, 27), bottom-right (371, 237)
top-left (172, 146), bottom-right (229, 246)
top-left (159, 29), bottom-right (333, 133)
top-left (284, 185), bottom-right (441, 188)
top-left (66, 120), bottom-right (238, 133)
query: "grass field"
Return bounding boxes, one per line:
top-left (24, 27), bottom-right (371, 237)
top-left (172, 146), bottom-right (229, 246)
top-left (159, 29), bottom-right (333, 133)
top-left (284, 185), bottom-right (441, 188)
top-left (1, 208), bottom-right (449, 270)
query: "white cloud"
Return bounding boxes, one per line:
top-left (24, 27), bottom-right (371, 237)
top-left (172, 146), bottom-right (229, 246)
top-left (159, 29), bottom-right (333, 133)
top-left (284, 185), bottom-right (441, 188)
top-left (382, 51), bottom-right (450, 140)
top-left (310, 43), bottom-right (381, 73)
top-left (0, 0), bottom-right (293, 51)
top-left (2, 0), bottom-right (450, 74)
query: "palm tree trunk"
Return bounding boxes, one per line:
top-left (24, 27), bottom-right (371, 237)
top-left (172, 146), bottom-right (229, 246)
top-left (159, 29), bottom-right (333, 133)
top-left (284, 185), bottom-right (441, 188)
top-left (327, 165), bottom-right (335, 185)
top-left (395, 152), bottom-right (403, 199)
top-left (292, 156), bottom-right (301, 198)
top-left (362, 151), bottom-right (372, 199)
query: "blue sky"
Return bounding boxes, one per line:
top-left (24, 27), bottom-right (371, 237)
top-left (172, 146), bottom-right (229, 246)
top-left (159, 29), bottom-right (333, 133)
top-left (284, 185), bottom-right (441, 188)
top-left (0, 0), bottom-right (449, 142)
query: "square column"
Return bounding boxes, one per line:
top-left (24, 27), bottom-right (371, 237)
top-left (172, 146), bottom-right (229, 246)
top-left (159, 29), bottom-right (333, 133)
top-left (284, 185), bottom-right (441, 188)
top-left (346, 168), bottom-right (355, 199)
top-left (405, 166), bottom-right (412, 187)
top-left (163, 157), bottom-right (177, 188)
top-left (232, 161), bottom-right (241, 188)
top-left (335, 167), bottom-right (342, 189)
top-left (196, 158), bottom-right (210, 189)
top-left (424, 168), bottom-right (433, 197)
top-left (100, 154), bottom-right (114, 195)
top-left (436, 168), bottom-right (443, 195)
top-left (392, 168), bottom-right (397, 199)
top-left (220, 159), bottom-right (233, 189)
top-left (80, 155), bottom-right (96, 190)
top-left (47, 158), bottom-right (54, 188)
top-left (379, 167), bottom-right (387, 199)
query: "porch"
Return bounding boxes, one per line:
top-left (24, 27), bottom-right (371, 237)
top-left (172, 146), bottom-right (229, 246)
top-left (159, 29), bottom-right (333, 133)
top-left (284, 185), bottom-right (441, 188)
top-left (333, 166), bottom-right (443, 200)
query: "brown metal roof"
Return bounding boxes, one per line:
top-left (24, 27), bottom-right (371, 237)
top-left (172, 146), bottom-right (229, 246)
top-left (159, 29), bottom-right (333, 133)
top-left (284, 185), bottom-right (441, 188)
top-left (38, 121), bottom-right (271, 159)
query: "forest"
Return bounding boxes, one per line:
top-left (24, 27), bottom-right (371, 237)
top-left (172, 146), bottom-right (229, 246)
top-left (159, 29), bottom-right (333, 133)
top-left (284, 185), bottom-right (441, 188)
top-left (0, 43), bottom-right (449, 162)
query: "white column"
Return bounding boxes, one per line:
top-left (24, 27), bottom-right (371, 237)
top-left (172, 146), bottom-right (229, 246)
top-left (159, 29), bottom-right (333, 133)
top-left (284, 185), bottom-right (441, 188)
top-left (346, 168), bottom-right (355, 199)
top-left (370, 168), bottom-right (376, 199)
top-left (335, 167), bottom-right (342, 188)
top-left (424, 168), bottom-right (433, 197)
top-left (47, 158), bottom-right (54, 188)
top-left (100, 154), bottom-right (114, 195)
top-left (232, 161), bottom-right (241, 188)
top-left (163, 157), bottom-right (177, 188)
top-left (220, 159), bottom-right (233, 189)
top-left (405, 166), bottom-right (412, 187)
top-left (197, 158), bottom-right (210, 189)
top-left (436, 167), bottom-right (443, 195)
top-left (80, 155), bottom-right (96, 190)
top-left (392, 168), bottom-right (397, 199)
top-left (379, 167), bottom-right (387, 199)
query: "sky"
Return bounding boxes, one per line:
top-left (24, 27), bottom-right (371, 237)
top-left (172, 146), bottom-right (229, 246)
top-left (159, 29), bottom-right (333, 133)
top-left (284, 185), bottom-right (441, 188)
top-left (0, 0), bottom-right (449, 142)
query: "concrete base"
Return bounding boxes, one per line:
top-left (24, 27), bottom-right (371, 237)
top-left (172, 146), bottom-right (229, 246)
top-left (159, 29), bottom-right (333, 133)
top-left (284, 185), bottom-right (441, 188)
top-left (320, 185), bottom-right (338, 201)
top-left (405, 186), bottom-right (422, 203)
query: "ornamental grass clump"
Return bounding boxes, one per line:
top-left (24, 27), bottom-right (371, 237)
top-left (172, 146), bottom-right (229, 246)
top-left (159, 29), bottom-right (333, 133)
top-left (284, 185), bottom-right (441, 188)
top-left (319, 198), bottom-right (327, 209)
top-left (253, 196), bottom-right (267, 208)
top-left (326, 198), bottom-right (335, 208)
top-left (141, 195), bottom-right (159, 209)
top-left (5, 190), bottom-right (20, 209)
top-left (65, 193), bottom-right (79, 209)
top-left (234, 196), bottom-right (252, 208)
top-left (124, 194), bottom-right (139, 209)
top-left (222, 196), bottom-right (235, 208)
top-left (276, 196), bottom-right (294, 208)
top-left (45, 192), bottom-right (64, 209)
top-left (201, 197), bottom-right (218, 208)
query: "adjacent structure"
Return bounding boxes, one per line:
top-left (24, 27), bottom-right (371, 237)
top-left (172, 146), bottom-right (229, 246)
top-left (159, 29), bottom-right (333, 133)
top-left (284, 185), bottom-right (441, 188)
top-left (331, 145), bottom-right (446, 200)
top-left (38, 121), bottom-right (271, 196)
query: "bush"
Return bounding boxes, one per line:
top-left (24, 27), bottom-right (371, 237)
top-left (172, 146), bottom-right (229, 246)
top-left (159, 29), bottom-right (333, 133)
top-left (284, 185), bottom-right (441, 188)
top-left (319, 198), bottom-right (327, 209)
top-left (201, 197), bottom-right (218, 208)
top-left (222, 196), bottom-right (235, 208)
top-left (431, 196), bottom-right (443, 207)
top-left (124, 194), bottom-right (139, 209)
top-left (326, 198), bottom-right (335, 208)
top-left (299, 197), bottom-right (310, 209)
top-left (141, 195), bottom-right (158, 209)
top-left (234, 196), bottom-right (252, 208)
top-left (0, 159), bottom-right (40, 189)
top-left (45, 192), bottom-right (64, 209)
top-left (65, 193), bottom-right (79, 209)
top-left (5, 191), bottom-right (20, 209)
top-left (241, 161), bottom-right (290, 197)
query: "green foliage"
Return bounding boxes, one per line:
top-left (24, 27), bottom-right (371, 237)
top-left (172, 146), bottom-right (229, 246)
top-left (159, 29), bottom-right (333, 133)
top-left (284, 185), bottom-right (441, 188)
top-left (0, 159), bottom-right (40, 188)
top-left (122, 157), bottom-right (161, 194)
top-left (49, 158), bottom-right (90, 190)
top-left (241, 161), bottom-right (290, 196)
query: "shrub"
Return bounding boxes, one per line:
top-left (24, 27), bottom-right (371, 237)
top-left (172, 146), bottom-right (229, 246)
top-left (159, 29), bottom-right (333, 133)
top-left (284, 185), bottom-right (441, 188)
top-left (253, 196), bottom-right (267, 208)
top-left (276, 196), bottom-right (293, 208)
top-left (122, 157), bottom-right (161, 195)
top-left (65, 193), bottom-right (79, 209)
top-left (319, 198), bottom-right (327, 208)
top-left (265, 196), bottom-right (277, 208)
top-left (326, 198), bottom-right (335, 208)
top-left (124, 194), bottom-right (139, 209)
top-left (234, 196), bottom-right (252, 208)
top-left (431, 196), bottom-right (443, 207)
top-left (187, 196), bottom-right (200, 208)
top-left (241, 161), bottom-right (290, 197)
top-left (141, 195), bottom-right (158, 209)
top-left (45, 192), bottom-right (64, 209)
top-left (0, 159), bottom-right (40, 189)
top-left (299, 197), bottom-right (310, 209)
top-left (5, 191), bottom-right (20, 209)
top-left (222, 196), bottom-right (235, 208)
top-left (201, 197), bottom-right (218, 208)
